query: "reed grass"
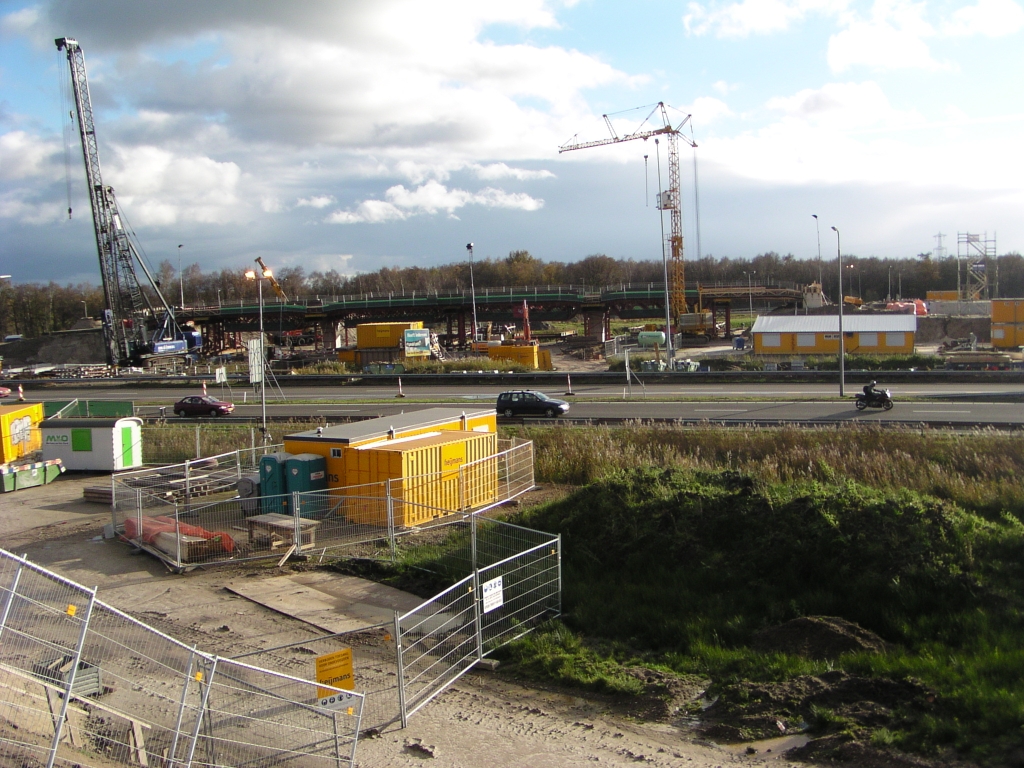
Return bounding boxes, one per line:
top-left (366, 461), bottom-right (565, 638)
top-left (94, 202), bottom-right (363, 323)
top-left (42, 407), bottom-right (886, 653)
top-left (141, 419), bottom-right (321, 463)
top-left (517, 423), bottom-right (1024, 520)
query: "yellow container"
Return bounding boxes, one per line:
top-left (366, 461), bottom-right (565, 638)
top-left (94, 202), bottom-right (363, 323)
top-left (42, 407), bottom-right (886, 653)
top-left (991, 323), bottom-right (1023, 348)
top-left (337, 348), bottom-right (357, 363)
top-left (344, 431), bottom-right (497, 526)
top-left (488, 345), bottom-right (539, 369)
top-left (992, 300), bottom-right (1024, 324)
top-left (0, 403), bottom-right (44, 464)
top-left (538, 349), bottom-right (553, 371)
top-left (927, 290), bottom-right (959, 301)
top-left (356, 322), bottom-right (423, 349)
top-left (284, 407), bottom-right (497, 492)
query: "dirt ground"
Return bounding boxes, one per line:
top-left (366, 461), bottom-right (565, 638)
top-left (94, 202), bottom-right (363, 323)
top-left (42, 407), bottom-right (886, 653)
top-left (0, 473), bottom-right (818, 768)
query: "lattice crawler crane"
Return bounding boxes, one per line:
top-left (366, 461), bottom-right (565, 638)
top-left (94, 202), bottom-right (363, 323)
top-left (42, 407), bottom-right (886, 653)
top-left (56, 37), bottom-right (200, 366)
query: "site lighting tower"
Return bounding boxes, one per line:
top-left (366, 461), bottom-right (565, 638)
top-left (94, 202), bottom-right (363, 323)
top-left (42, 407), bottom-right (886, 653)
top-left (831, 226), bottom-right (845, 397)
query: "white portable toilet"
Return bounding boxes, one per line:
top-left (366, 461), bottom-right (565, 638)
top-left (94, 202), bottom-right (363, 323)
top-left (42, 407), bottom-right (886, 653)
top-left (40, 417), bottom-right (144, 471)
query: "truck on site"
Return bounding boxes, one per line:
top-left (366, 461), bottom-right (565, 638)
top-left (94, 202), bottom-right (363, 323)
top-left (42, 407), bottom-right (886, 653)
top-left (56, 37), bottom-right (201, 367)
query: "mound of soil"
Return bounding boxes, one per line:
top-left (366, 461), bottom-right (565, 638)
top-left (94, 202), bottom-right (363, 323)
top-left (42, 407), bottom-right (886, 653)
top-left (752, 616), bottom-right (890, 660)
top-left (700, 669), bottom-right (936, 743)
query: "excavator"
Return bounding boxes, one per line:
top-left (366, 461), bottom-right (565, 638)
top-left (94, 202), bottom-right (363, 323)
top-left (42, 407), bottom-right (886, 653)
top-left (56, 37), bottom-right (201, 367)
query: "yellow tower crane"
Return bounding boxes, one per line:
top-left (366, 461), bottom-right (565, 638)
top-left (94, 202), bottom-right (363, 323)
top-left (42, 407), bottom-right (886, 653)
top-left (559, 102), bottom-right (698, 333)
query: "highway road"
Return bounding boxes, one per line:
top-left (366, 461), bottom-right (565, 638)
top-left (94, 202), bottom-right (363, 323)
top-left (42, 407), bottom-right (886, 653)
top-left (16, 380), bottom-right (1024, 427)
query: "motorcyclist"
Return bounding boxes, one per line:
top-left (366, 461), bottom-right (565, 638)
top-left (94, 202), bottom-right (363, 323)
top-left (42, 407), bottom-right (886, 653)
top-left (863, 380), bottom-right (878, 399)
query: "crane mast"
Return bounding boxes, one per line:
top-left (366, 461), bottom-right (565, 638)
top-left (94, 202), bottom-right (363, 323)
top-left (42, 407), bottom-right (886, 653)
top-left (56, 37), bottom-right (187, 366)
top-left (560, 103), bottom-right (696, 323)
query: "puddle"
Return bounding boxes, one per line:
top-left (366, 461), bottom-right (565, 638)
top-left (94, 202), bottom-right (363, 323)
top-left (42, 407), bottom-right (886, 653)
top-left (720, 733), bottom-right (811, 759)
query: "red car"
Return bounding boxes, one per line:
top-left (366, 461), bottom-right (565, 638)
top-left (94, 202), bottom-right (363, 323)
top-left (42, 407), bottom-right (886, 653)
top-left (0, 386), bottom-right (11, 398)
top-left (173, 395), bottom-right (234, 417)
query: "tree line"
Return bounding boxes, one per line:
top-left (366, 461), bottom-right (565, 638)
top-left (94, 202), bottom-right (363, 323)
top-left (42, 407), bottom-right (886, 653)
top-left (3, 250), bottom-right (1023, 340)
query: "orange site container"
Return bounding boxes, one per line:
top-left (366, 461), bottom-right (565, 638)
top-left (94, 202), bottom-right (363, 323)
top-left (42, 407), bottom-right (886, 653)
top-left (343, 430), bottom-right (498, 526)
top-left (927, 290), bottom-right (959, 301)
top-left (356, 321), bottom-right (423, 349)
top-left (991, 323), bottom-right (1024, 348)
top-left (992, 300), bottom-right (1024, 324)
top-left (0, 403), bottom-right (44, 464)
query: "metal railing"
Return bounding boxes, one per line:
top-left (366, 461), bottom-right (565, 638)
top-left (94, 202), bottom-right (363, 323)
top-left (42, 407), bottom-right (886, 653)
top-left (111, 439), bottom-right (535, 572)
top-left (0, 549), bottom-right (364, 768)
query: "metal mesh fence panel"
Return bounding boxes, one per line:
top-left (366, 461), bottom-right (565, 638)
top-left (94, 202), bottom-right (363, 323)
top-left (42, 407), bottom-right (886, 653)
top-left (477, 537), bottom-right (562, 652)
top-left (397, 576), bottom-right (479, 719)
top-left (0, 550), bottom-right (363, 768)
top-left (233, 623), bottom-right (402, 733)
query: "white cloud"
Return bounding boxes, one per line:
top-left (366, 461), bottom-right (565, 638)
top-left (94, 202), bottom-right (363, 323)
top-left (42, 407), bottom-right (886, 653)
top-left (690, 96), bottom-right (734, 123)
top-left (766, 81), bottom-right (917, 128)
top-left (0, 6), bottom-right (39, 36)
top-left (712, 80), bottom-right (739, 96)
top-left (327, 179), bottom-right (544, 224)
top-left (698, 80), bottom-right (1023, 192)
top-left (0, 132), bottom-right (57, 181)
top-left (296, 195), bottom-right (335, 208)
top-left (828, 1), bottom-right (942, 72)
top-left (104, 146), bottom-right (243, 225)
top-left (471, 163), bottom-right (555, 180)
top-left (943, 0), bottom-right (1024, 36)
top-left (684, 0), bottom-right (845, 37)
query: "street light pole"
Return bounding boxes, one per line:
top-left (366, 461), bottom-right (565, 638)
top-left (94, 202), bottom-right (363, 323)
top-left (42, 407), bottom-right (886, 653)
top-left (812, 214), bottom-right (822, 286)
top-left (746, 271), bottom-right (755, 317)
top-left (177, 244), bottom-right (185, 309)
top-left (831, 226), bottom-right (845, 397)
top-left (466, 243), bottom-right (478, 343)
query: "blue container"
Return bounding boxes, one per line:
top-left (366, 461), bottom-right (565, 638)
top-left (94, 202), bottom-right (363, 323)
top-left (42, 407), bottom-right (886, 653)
top-left (259, 452), bottom-right (292, 515)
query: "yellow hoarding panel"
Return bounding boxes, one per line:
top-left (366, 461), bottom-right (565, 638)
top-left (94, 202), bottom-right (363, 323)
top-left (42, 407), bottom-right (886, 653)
top-left (356, 321), bottom-right (423, 349)
top-left (0, 403), bottom-right (44, 464)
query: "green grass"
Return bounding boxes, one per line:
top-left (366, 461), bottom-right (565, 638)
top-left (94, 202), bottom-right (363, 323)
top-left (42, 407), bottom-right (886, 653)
top-left (499, 465), bottom-right (1024, 763)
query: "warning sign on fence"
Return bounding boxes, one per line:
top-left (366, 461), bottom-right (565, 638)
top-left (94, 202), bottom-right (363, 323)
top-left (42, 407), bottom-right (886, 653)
top-left (482, 575), bottom-right (504, 614)
top-left (316, 648), bottom-right (354, 698)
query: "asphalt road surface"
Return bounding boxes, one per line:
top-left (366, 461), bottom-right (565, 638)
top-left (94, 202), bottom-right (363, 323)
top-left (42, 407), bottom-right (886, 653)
top-left (17, 381), bottom-right (1024, 427)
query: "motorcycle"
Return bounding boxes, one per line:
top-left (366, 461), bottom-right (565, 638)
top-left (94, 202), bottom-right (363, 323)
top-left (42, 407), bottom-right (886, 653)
top-left (855, 388), bottom-right (894, 411)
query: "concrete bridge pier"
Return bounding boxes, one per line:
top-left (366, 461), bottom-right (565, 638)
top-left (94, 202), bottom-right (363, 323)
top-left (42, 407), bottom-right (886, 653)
top-left (582, 309), bottom-right (608, 342)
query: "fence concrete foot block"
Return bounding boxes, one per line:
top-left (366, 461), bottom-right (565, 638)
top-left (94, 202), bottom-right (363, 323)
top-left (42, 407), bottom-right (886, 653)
top-left (473, 659), bottom-right (500, 672)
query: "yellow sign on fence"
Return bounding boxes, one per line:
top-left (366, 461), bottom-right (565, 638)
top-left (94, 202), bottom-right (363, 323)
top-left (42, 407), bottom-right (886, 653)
top-left (315, 648), bottom-right (354, 698)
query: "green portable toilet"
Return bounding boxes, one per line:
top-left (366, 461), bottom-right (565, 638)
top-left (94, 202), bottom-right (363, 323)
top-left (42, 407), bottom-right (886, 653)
top-left (260, 452), bottom-right (292, 514)
top-left (285, 453), bottom-right (327, 518)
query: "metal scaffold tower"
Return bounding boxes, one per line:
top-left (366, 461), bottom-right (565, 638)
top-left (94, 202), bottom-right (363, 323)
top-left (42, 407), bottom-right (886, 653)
top-left (957, 232), bottom-right (995, 301)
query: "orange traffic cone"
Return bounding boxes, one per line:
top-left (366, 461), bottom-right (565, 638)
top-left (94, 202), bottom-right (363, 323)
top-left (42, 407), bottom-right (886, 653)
top-left (396, 377), bottom-right (406, 398)
top-left (202, 380), bottom-right (207, 396)
top-left (565, 375), bottom-right (574, 396)
top-left (17, 384), bottom-right (25, 401)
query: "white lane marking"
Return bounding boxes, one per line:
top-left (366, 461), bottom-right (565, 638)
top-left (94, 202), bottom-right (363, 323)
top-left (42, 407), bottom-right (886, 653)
top-left (694, 408), bottom-right (749, 412)
top-left (912, 410), bottom-right (972, 414)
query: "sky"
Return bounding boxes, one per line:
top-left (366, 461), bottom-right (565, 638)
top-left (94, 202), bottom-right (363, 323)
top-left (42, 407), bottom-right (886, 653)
top-left (1, 0), bottom-right (1022, 285)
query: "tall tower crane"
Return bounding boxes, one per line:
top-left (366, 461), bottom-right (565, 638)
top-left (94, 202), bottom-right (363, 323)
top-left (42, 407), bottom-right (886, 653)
top-left (56, 37), bottom-right (198, 366)
top-left (560, 103), bottom-right (698, 330)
